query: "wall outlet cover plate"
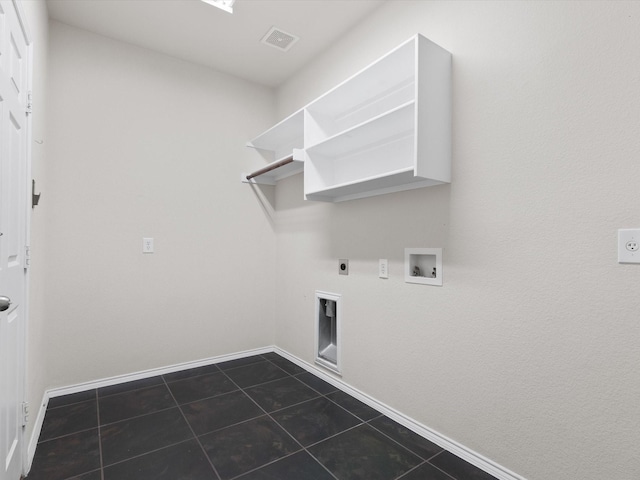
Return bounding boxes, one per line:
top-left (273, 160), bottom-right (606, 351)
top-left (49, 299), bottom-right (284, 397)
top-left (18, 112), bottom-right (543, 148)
top-left (618, 229), bottom-right (640, 264)
top-left (379, 259), bottom-right (388, 279)
top-left (338, 259), bottom-right (349, 275)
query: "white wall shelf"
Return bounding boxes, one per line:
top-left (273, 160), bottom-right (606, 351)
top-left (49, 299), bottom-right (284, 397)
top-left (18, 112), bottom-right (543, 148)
top-left (245, 34), bottom-right (451, 201)
top-left (247, 109), bottom-right (304, 158)
top-left (305, 101), bottom-right (415, 157)
top-left (245, 109), bottom-right (304, 185)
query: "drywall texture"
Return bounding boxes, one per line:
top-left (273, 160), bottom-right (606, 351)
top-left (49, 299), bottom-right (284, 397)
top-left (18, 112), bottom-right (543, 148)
top-left (21, 0), bottom-right (49, 448)
top-left (274, 2), bottom-right (640, 479)
top-left (44, 22), bottom-right (277, 386)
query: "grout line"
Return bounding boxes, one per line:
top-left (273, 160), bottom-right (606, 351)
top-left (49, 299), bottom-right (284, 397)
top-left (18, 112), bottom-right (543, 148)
top-left (97, 379), bottom-right (166, 399)
top-left (99, 383), bottom-right (231, 472)
top-left (36, 397), bottom-right (98, 444)
top-left (244, 372), bottom-right (325, 413)
top-left (46, 397), bottom-right (96, 411)
top-left (291, 374), bottom-right (335, 393)
top-left (59, 468), bottom-right (103, 480)
top-left (39, 354), bottom-right (467, 480)
top-left (367, 420), bottom-right (442, 463)
top-left (217, 353), bottom-right (284, 382)
top-left (98, 405), bottom-right (179, 428)
top-left (284, 357), bottom-right (455, 480)
top-left (234, 356), bottom-right (399, 480)
top-left (232, 378), bottom-right (287, 389)
top-left (37, 423), bottom-right (99, 445)
top-left (261, 412), bottom-right (341, 479)
top-left (98, 380), bottom-right (234, 427)
top-left (252, 364), bottom-right (363, 479)
top-left (291, 371), bottom-right (339, 395)
top-left (195, 411), bottom-right (267, 438)
top-left (425, 450), bottom-right (445, 462)
top-left (217, 370), bottom-right (282, 425)
top-left (162, 376), bottom-right (222, 480)
top-left (259, 394), bottom-right (321, 415)
top-left (322, 390), bottom-right (374, 423)
top-left (302, 421), bottom-right (364, 450)
top-left (268, 375), bottom-right (371, 426)
top-left (94, 390), bottom-right (105, 480)
top-left (169, 378), bottom-right (268, 437)
top-left (163, 370), bottom-right (245, 407)
top-left (224, 450), bottom-right (303, 480)
top-left (219, 365), bottom-right (340, 480)
top-left (367, 413), bottom-right (385, 423)
top-left (224, 371), bottom-right (292, 390)
top-left (213, 370), bottom-right (303, 475)
top-left (304, 450), bottom-right (341, 480)
top-left (172, 387), bottom-right (241, 408)
top-left (393, 457), bottom-right (457, 480)
top-left (216, 358), bottom-right (267, 373)
top-left (247, 362), bottom-right (444, 480)
top-left (393, 460), bottom-right (428, 480)
top-left (420, 450), bottom-right (464, 480)
top-left (162, 366), bottom-right (223, 385)
top-left (261, 355), bottom-right (307, 377)
top-left (100, 437), bottom-right (197, 470)
top-left (429, 462), bottom-right (459, 480)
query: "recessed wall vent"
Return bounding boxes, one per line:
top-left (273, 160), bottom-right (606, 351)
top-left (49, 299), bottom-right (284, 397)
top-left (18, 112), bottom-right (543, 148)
top-left (315, 291), bottom-right (341, 375)
top-left (261, 26), bottom-right (299, 52)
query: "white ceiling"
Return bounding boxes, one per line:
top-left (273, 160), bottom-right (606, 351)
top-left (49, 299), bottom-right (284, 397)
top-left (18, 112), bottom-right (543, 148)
top-left (46, 0), bottom-right (385, 87)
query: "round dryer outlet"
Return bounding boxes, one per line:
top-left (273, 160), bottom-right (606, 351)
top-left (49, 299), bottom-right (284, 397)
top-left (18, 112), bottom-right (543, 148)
top-left (338, 259), bottom-right (349, 275)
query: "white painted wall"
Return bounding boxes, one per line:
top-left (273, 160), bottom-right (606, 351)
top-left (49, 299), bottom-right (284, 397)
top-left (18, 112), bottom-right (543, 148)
top-left (27, 2), bottom-right (640, 479)
top-left (274, 2), bottom-right (640, 479)
top-left (43, 21), bottom-right (277, 387)
top-left (21, 0), bottom-right (49, 451)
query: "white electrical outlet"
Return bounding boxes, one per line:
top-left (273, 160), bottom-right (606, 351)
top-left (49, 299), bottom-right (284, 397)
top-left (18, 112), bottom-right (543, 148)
top-left (379, 259), bottom-right (388, 279)
top-left (618, 229), bottom-right (640, 264)
top-left (143, 237), bottom-right (154, 254)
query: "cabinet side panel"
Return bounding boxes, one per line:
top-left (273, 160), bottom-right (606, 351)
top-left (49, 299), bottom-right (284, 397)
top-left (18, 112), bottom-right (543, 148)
top-left (415, 36), bottom-right (452, 183)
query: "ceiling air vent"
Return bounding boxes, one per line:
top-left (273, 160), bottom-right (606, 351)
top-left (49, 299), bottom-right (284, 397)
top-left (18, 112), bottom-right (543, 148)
top-left (261, 27), bottom-right (299, 52)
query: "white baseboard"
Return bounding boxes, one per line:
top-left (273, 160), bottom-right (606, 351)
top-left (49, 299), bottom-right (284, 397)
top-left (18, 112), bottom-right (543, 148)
top-left (273, 347), bottom-right (527, 480)
top-left (46, 346), bottom-right (273, 399)
top-left (26, 346), bottom-right (272, 472)
top-left (27, 345), bottom-right (525, 480)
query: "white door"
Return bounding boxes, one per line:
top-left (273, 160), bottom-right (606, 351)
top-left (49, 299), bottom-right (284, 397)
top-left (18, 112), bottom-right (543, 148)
top-left (0, 0), bottom-right (30, 479)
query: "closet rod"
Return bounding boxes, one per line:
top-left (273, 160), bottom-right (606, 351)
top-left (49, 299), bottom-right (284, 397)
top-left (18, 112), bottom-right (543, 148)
top-left (246, 155), bottom-right (294, 181)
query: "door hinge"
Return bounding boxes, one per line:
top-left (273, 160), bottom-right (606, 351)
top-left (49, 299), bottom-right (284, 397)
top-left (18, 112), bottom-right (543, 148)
top-left (25, 245), bottom-right (31, 269)
top-left (26, 91), bottom-right (33, 115)
top-left (22, 402), bottom-right (29, 427)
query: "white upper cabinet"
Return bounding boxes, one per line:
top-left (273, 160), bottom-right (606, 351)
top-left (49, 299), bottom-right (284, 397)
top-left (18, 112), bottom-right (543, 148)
top-left (245, 34), bottom-right (451, 201)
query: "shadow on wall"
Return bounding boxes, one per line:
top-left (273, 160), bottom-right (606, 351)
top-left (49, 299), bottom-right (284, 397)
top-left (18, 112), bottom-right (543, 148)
top-left (270, 172), bottom-right (451, 264)
top-left (327, 184), bottom-right (451, 261)
top-left (248, 182), bottom-right (276, 229)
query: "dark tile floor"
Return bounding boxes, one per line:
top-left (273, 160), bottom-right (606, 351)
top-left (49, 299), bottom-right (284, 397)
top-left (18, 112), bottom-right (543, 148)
top-left (27, 353), bottom-right (498, 480)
